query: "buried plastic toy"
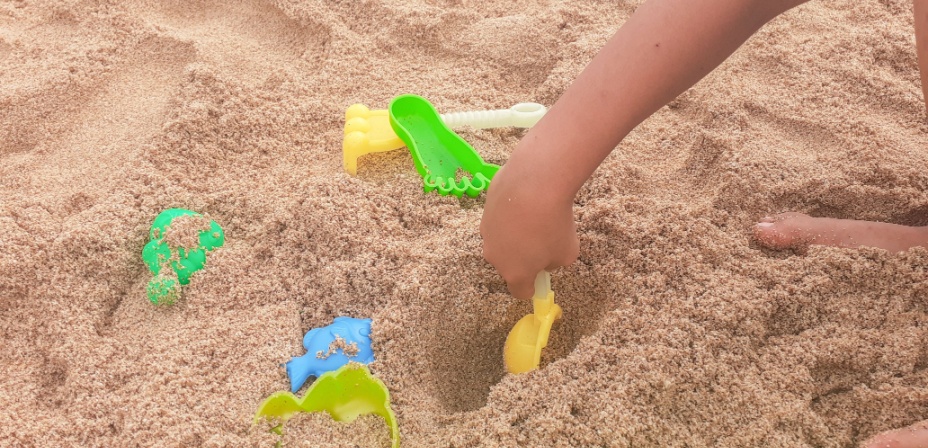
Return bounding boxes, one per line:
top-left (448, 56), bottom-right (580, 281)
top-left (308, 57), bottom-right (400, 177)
top-left (503, 271), bottom-right (562, 374)
top-left (255, 364), bottom-right (399, 448)
top-left (142, 208), bottom-right (224, 305)
top-left (285, 317), bottom-right (374, 393)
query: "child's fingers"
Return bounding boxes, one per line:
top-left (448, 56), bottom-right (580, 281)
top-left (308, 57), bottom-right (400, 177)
top-left (563, 236), bottom-right (580, 267)
top-left (545, 237), bottom-right (580, 271)
top-left (546, 255), bottom-right (573, 272)
top-left (504, 270), bottom-right (538, 300)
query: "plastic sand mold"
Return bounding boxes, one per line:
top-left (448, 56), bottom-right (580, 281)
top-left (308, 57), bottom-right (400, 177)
top-left (286, 317), bottom-right (374, 393)
top-left (503, 271), bottom-right (562, 374)
top-left (389, 94), bottom-right (500, 197)
top-left (342, 101), bottom-right (546, 175)
top-left (142, 208), bottom-right (224, 305)
top-left (343, 104), bottom-right (403, 176)
top-left (255, 364), bottom-right (399, 448)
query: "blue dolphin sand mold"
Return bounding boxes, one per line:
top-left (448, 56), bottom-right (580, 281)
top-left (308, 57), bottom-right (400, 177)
top-left (286, 317), bottom-right (375, 393)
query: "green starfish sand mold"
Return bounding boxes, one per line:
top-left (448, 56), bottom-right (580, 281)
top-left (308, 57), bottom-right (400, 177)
top-left (142, 208), bottom-right (224, 305)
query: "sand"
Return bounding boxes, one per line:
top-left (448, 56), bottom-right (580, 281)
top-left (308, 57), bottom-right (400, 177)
top-left (3, 0), bottom-right (928, 446)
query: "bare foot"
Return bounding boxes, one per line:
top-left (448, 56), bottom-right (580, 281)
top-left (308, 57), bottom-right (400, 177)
top-left (753, 212), bottom-right (928, 253)
top-left (862, 420), bottom-right (928, 448)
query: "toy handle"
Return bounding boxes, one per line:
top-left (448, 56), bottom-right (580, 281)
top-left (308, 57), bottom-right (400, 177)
top-left (532, 271), bottom-right (554, 317)
top-left (533, 271), bottom-right (551, 300)
top-left (440, 102), bottom-right (547, 129)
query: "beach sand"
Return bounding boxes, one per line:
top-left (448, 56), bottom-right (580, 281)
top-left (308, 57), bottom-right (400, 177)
top-left (3, 0), bottom-right (928, 446)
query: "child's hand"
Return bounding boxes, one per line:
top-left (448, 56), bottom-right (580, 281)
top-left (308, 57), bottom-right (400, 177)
top-left (480, 163), bottom-right (579, 299)
top-left (479, 0), bottom-right (802, 299)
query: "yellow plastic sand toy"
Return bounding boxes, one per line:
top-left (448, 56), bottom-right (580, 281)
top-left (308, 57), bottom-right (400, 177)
top-left (503, 271), bottom-right (562, 374)
top-left (343, 104), bottom-right (405, 175)
top-left (255, 364), bottom-right (399, 447)
top-left (342, 101), bottom-right (546, 175)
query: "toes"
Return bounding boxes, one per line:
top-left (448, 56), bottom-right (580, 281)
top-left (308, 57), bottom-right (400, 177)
top-left (863, 421), bottom-right (928, 448)
top-left (770, 211), bottom-right (809, 222)
top-left (753, 221), bottom-right (801, 250)
top-left (753, 222), bottom-right (779, 247)
top-left (753, 213), bottom-right (817, 250)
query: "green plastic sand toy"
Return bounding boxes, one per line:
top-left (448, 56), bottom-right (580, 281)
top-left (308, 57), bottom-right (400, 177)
top-left (142, 208), bottom-right (224, 305)
top-left (389, 94), bottom-right (500, 197)
top-left (255, 364), bottom-right (399, 448)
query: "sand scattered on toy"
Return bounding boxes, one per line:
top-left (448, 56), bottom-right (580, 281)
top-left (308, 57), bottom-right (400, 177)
top-left (316, 336), bottom-right (358, 360)
top-left (3, 0), bottom-right (928, 446)
top-left (161, 213), bottom-right (213, 249)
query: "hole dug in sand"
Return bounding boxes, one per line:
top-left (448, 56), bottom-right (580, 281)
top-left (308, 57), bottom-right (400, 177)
top-left (427, 310), bottom-right (510, 413)
top-left (425, 276), bottom-right (611, 413)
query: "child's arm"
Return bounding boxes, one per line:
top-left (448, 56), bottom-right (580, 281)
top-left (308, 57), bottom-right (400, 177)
top-left (916, 0), bottom-right (928, 114)
top-left (482, 0), bottom-right (810, 299)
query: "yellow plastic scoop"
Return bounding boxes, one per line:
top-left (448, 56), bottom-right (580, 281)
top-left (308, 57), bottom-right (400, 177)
top-left (503, 272), bottom-right (562, 374)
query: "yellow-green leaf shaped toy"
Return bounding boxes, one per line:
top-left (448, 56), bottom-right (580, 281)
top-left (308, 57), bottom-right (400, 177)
top-left (255, 364), bottom-right (399, 448)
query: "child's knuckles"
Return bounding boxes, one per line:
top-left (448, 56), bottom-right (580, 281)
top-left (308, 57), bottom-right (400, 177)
top-left (566, 242), bottom-right (580, 264)
top-left (482, 243), bottom-right (501, 264)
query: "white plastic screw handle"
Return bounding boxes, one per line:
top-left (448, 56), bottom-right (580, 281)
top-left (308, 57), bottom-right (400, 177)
top-left (440, 102), bottom-right (547, 130)
top-left (532, 271), bottom-right (553, 317)
top-left (533, 271), bottom-right (551, 301)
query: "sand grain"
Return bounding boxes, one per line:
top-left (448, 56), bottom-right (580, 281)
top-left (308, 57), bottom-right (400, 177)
top-left (3, 0), bottom-right (928, 447)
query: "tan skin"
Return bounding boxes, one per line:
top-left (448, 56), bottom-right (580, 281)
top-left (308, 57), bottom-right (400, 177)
top-left (480, 0), bottom-right (928, 445)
